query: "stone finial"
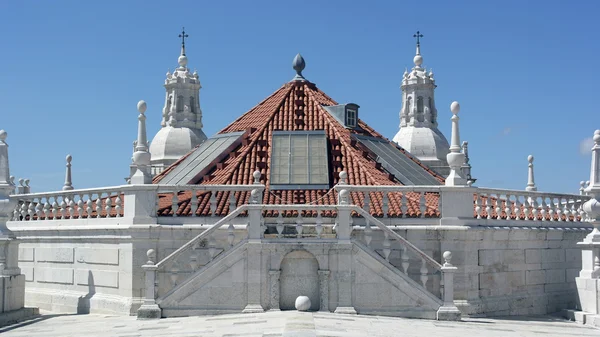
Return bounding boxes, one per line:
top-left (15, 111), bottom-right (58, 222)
top-left (338, 189), bottom-right (349, 205)
top-left (292, 53), bottom-right (306, 81)
top-left (62, 154), bottom-right (74, 191)
top-left (250, 188), bottom-right (261, 204)
top-left (131, 100), bottom-right (152, 184)
top-left (445, 102), bottom-right (467, 186)
top-left (253, 170), bottom-right (261, 184)
top-left (443, 251), bottom-right (453, 267)
top-left (0, 130), bottom-right (14, 193)
top-left (146, 249), bottom-right (156, 265)
top-left (581, 181), bottom-right (587, 195)
top-left (338, 171), bottom-right (348, 185)
top-left (586, 130), bottom-right (600, 196)
top-left (526, 155), bottom-right (537, 192)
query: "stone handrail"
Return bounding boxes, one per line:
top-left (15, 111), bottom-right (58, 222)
top-left (9, 185), bottom-right (133, 221)
top-left (334, 185), bottom-right (442, 218)
top-left (475, 187), bottom-right (591, 222)
top-left (353, 206), bottom-right (442, 270)
top-left (261, 204), bottom-right (340, 240)
top-left (155, 184), bottom-right (264, 217)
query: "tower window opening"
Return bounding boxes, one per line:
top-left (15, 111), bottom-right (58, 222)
top-left (417, 96), bottom-right (424, 113)
top-left (176, 95), bottom-right (184, 112)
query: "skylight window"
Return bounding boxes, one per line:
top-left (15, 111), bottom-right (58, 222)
top-left (270, 131), bottom-right (329, 189)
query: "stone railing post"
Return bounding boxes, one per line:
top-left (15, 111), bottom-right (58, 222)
top-left (123, 185), bottom-right (158, 225)
top-left (336, 189), bottom-right (352, 241)
top-left (439, 186), bottom-right (475, 226)
top-left (437, 251), bottom-right (461, 320)
top-left (137, 249), bottom-right (161, 319)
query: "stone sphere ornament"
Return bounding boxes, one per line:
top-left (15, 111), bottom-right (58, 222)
top-left (295, 296), bottom-right (311, 311)
top-left (450, 101), bottom-right (460, 114)
top-left (137, 100), bottom-right (147, 114)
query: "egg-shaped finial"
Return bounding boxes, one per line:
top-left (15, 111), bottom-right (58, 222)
top-left (413, 54), bottom-right (423, 67)
top-left (137, 100), bottom-right (147, 114)
top-left (0, 129), bottom-right (6, 141)
top-left (450, 101), bottom-right (460, 114)
top-left (528, 155), bottom-right (534, 163)
top-left (178, 54), bottom-right (188, 68)
top-left (292, 53), bottom-right (306, 81)
top-left (66, 154), bottom-right (72, 163)
top-left (594, 129), bottom-right (600, 143)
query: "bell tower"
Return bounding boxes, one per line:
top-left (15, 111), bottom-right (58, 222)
top-left (392, 32), bottom-right (450, 176)
top-left (149, 28), bottom-right (207, 175)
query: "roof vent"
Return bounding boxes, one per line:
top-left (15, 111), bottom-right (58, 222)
top-left (323, 103), bottom-right (360, 129)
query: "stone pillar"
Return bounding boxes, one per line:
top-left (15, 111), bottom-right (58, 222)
top-left (334, 244), bottom-right (356, 314)
top-left (445, 101), bottom-right (467, 187)
top-left (439, 186), bottom-right (474, 226)
top-left (137, 249), bottom-right (161, 319)
top-left (436, 251), bottom-right (461, 320)
top-left (122, 185), bottom-right (158, 225)
top-left (318, 270), bottom-right (330, 312)
top-left (243, 243), bottom-right (264, 313)
top-left (0, 130), bottom-right (38, 324)
top-left (269, 270), bottom-right (280, 310)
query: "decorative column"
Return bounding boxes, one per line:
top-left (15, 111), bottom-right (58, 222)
top-left (63, 155), bottom-right (74, 191)
top-left (0, 130), bottom-right (37, 320)
top-left (318, 270), bottom-right (330, 312)
top-left (268, 270), bottom-right (280, 310)
top-left (526, 155), bottom-right (537, 191)
top-left (576, 130), bottom-right (600, 316)
top-left (137, 249), bottom-right (161, 319)
top-left (445, 102), bottom-right (467, 186)
top-left (436, 251), bottom-right (461, 320)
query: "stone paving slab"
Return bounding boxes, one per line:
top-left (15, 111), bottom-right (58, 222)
top-left (0, 310), bottom-right (597, 337)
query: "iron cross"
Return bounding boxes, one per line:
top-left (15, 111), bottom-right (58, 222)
top-left (413, 31), bottom-right (423, 45)
top-left (179, 27), bottom-right (189, 47)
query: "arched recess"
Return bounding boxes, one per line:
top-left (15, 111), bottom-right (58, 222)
top-left (279, 250), bottom-right (320, 311)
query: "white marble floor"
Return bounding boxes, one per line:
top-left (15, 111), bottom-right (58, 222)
top-left (0, 310), bottom-right (597, 337)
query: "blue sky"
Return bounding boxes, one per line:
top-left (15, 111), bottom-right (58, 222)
top-left (1, 0), bottom-right (598, 193)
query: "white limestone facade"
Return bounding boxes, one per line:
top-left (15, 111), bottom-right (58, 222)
top-left (393, 39), bottom-right (450, 177)
top-left (148, 43), bottom-right (207, 176)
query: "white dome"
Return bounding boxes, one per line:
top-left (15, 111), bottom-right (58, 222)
top-left (149, 126), bottom-right (207, 164)
top-left (393, 127), bottom-right (450, 176)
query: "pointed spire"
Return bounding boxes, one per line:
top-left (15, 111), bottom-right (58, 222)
top-left (292, 53), bottom-right (306, 81)
top-left (413, 31), bottom-right (424, 67)
top-left (585, 130), bottom-right (600, 196)
top-left (177, 27), bottom-right (189, 69)
top-left (445, 102), bottom-right (467, 186)
top-left (62, 154), bottom-right (74, 191)
top-left (130, 100), bottom-right (152, 184)
top-left (526, 155), bottom-right (537, 191)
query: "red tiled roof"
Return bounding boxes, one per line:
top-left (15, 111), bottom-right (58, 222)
top-left (155, 80), bottom-right (445, 217)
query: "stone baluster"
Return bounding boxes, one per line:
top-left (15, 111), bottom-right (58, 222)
top-left (209, 192), bottom-right (217, 216)
top-left (229, 191), bottom-right (236, 213)
top-left (548, 197), bottom-right (555, 221)
top-left (59, 197), bottom-right (67, 219)
top-left (494, 196), bottom-right (501, 219)
top-left (382, 192), bottom-right (389, 218)
top-left (227, 223), bottom-right (235, 247)
top-left (95, 195), bottom-right (103, 218)
top-left (504, 196), bottom-right (511, 220)
top-left (86, 198), bottom-right (92, 218)
top-left (34, 200), bottom-right (41, 220)
top-left (514, 195), bottom-right (521, 220)
top-left (316, 212), bottom-right (323, 238)
top-left (556, 197), bottom-right (563, 221)
top-left (276, 213), bottom-right (284, 238)
top-left (540, 198), bottom-right (547, 221)
top-left (382, 231), bottom-right (391, 261)
top-left (401, 192), bottom-right (408, 218)
top-left (77, 196), bottom-right (84, 219)
top-left (363, 192), bottom-right (370, 214)
top-left (420, 258), bottom-right (428, 288)
top-left (137, 249), bottom-right (161, 319)
top-left (485, 196), bottom-right (492, 220)
top-left (62, 155), bottom-right (74, 191)
top-left (208, 235), bottom-right (217, 260)
top-left (115, 194), bottom-right (122, 217)
top-left (571, 201), bottom-right (578, 222)
top-left (363, 219), bottom-right (372, 247)
top-left (171, 192), bottom-right (178, 217)
top-left (420, 192), bottom-right (427, 217)
top-left (475, 194), bottom-right (482, 219)
top-left (52, 198), bottom-right (59, 220)
top-left (437, 251), bottom-right (461, 320)
top-left (105, 195), bottom-right (112, 217)
top-left (531, 197), bottom-right (538, 221)
top-left (401, 245), bottom-right (409, 274)
top-left (190, 189), bottom-right (198, 217)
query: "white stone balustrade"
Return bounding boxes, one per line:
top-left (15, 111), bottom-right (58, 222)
top-left (475, 188), bottom-right (590, 224)
top-left (261, 205), bottom-right (340, 240)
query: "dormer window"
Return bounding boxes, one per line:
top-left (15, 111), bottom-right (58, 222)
top-left (346, 108), bottom-right (357, 128)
